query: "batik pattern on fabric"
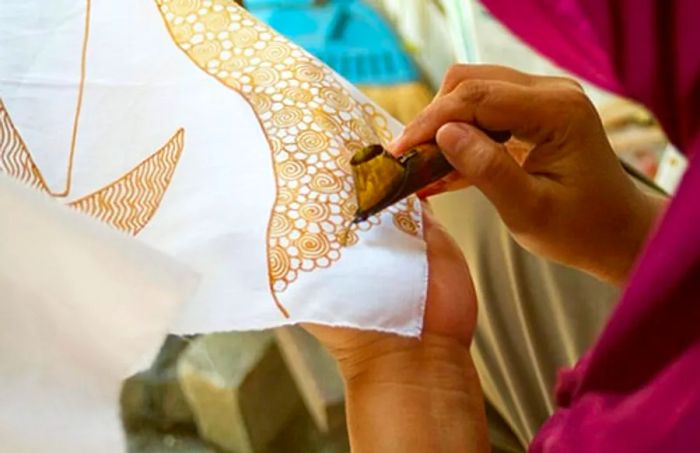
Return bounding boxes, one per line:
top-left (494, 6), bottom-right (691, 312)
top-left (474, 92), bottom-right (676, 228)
top-left (68, 129), bottom-right (185, 235)
top-left (156, 0), bottom-right (420, 299)
top-left (0, 100), bottom-right (185, 235)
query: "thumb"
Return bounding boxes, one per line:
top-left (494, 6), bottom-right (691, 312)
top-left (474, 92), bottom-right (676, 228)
top-left (436, 122), bottom-right (536, 230)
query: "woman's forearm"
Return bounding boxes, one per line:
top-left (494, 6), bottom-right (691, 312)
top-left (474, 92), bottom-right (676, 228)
top-left (340, 335), bottom-right (490, 453)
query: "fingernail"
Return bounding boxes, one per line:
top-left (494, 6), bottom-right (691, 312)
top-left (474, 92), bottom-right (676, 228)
top-left (417, 181), bottom-right (445, 199)
top-left (386, 135), bottom-right (402, 154)
top-left (417, 187), bottom-right (436, 199)
top-left (417, 189), bottom-right (432, 200)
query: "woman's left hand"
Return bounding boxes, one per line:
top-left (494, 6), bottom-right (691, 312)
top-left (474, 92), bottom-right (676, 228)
top-left (304, 204), bottom-right (489, 453)
top-left (305, 203), bottom-right (477, 378)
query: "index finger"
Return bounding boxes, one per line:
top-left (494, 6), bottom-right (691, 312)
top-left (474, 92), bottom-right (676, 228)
top-left (437, 64), bottom-right (537, 97)
top-left (437, 64), bottom-right (584, 98)
top-left (391, 79), bottom-right (584, 154)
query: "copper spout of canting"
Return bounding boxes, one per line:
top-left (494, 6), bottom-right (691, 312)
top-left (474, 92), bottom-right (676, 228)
top-left (350, 142), bottom-right (453, 223)
top-left (351, 129), bottom-right (512, 222)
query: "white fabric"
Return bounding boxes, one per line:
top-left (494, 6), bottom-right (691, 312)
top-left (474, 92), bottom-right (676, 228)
top-left (368, 0), bottom-right (479, 87)
top-left (656, 144), bottom-right (688, 194)
top-left (0, 0), bottom-right (427, 336)
top-left (0, 174), bottom-right (198, 452)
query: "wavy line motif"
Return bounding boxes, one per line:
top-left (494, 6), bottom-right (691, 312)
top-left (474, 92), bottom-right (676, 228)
top-left (0, 98), bottom-right (184, 236)
top-left (69, 129), bottom-right (184, 235)
top-left (0, 100), bottom-right (49, 192)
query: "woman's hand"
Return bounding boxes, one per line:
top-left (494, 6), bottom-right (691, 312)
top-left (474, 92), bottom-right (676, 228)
top-left (305, 206), bottom-right (489, 453)
top-left (307, 205), bottom-right (477, 367)
top-left (390, 64), bottom-right (665, 286)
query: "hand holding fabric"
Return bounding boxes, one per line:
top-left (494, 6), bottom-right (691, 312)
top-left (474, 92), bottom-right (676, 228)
top-left (306, 206), bottom-right (489, 453)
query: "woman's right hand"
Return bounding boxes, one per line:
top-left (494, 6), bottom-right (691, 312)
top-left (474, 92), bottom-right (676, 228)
top-left (389, 65), bottom-right (665, 286)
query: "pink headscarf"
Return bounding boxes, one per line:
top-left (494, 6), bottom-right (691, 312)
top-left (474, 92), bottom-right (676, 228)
top-left (479, 0), bottom-right (700, 450)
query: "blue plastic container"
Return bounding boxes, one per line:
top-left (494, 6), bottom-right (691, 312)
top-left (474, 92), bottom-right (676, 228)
top-left (246, 0), bottom-right (419, 85)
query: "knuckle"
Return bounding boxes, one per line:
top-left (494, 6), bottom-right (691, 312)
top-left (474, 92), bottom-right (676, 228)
top-left (524, 72), bottom-right (551, 85)
top-left (443, 94), bottom-right (467, 116)
top-left (416, 100), bottom-right (449, 127)
top-left (550, 76), bottom-right (585, 92)
top-left (455, 80), bottom-right (490, 105)
top-left (564, 77), bottom-right (585, 92)
top-left (562, 88), bottom-right (593, 110)
top-left (565, 87), bottom-right (593, 108)
top-left (443, 64), bottom-right (469, 89)
top-left (550, 87), bottom-right (596, 125)
top-left (566, 90), bottom-right (597, 122)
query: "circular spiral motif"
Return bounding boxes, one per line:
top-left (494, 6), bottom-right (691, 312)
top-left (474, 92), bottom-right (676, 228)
top-left (172, 22), bottom-right (194, 43)
top-left (270, 213), bottom-right (293, 237)
top-left (310, 170), bottom-right (343, 193)
top-left (272, 106), bottom-right (303, 128)
top-left (201, 11), bottom-right (230, 32)
top-left (170, 0), bottom-right (201, 16)
top-left (297, 130), bottom-right (328, 153)
top-left (392, 212), bottom-right (419, 236)
top-left (369, 114), bottom-right (391, 141)
top-left (262, 41), bottom-right (290, 62)
top-left (269, 245), bottom-right (291, 280)
top-left (349, 118), bottom-right (377, 143)
top-left (232, 27), bottom-right (259, 47)
top-left (249, 92), bottom-right (272, 111)
top-left (320, 86), bottom-right (353, 111)
top-left (297, 233), bottom-right (331, 259)
top-left (160, 0), bottom-right (421, 298)
top-left (191, 41), bottom-right (223, 66)
top-left (312, 110), bottom-right (341, 133)
top-left (294, 63), bottom-right (325, 83)
top-left (223, 77), bottom-right (242, 90)
top-left (344, 140), bottom-right (364, 154)
top-left (340, 229), bottom-right (359, 247)
top-left (279, 160), bottom-right (305, 180)
top-left (299, 202), bottom-right (330, 222)
top-left (277, 187), bottom-right (294, 204)
top-left (336, 152), bottom-right (352, 174)
top-left (221, 55), bottom-right (249, 72)
top-left (268, 136), bottom-right (284, 153)
top-left (283, 87), bottom-right (313, 103)
top-left (251, 67), bottom-right (279, 86)
top-left (341, 199), bottom-right (358, 218)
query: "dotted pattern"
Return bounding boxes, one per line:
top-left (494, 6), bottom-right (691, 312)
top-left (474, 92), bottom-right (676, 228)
top-left (157, 0), bottom-right (420, 296)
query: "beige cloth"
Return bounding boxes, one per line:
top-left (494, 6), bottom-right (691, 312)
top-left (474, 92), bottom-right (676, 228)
top-left (0, 174), bottom-right (198, 452)
top-left (433, 188), bottom-right (620, 452)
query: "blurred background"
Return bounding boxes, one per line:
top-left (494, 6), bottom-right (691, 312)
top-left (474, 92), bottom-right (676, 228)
top-left (122, 1), bottom-right (687, 452)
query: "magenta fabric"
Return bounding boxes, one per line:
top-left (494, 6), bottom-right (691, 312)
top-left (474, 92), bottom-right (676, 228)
top-left (478, 0), bottom-right (700, 451)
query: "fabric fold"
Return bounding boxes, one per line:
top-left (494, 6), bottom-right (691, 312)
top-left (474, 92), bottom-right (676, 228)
top-left (0, 173), bottom-right (198, 452)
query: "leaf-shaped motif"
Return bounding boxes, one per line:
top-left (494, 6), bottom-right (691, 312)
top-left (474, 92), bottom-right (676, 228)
top-left (0, 98), bottom-right (184, 236)
top-left (69, 129), bottom-right (185, 235)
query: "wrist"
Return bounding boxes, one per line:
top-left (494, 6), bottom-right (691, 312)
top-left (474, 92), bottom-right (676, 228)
top-left (339, 334), bottom-right (490, 453)
top-left (336, 333), bottom-right (475, 388)
top-left (604, 190), bottom-right (667, 286)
